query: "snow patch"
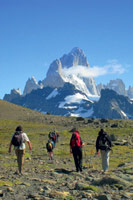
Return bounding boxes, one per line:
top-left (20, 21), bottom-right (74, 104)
top-left (87, 95), bottom-right (100, 101)
top-left (46, 88), bottom-right (58, 100)
top-left (59, 93), bottom-right (92, 108)
top-left (70, 107), bottom-right (94, 118)
top-left (120, 110), bottom-right (128, 118)
top-left (62, 73), bottom-right (92, 96)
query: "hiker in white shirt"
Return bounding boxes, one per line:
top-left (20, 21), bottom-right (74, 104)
top-left (8, 125), bottom-right (32, 175)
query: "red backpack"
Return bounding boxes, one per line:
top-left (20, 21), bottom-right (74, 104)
top-left (70, 131), bottom-right (81, 148)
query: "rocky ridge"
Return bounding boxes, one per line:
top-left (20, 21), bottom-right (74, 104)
top-left (93, 89), bottom-right (133, 119)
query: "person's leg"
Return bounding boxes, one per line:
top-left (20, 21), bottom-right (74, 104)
top-left (72, 148), bottom-right (79, 172)
top-left (50, 151), bottom-right (53, 159)
top-left (78, 147), bottom-right (83, 172)
top-left (18, 150), bottom-right (22, 174)
top-left (15, 149), bottom-right (19, 173)
top-left (15, 149), bottom-right (22, 173)
top-left (104, 150), bottom-right (110, 172)
top-left (100, 150), bottom-right (110, 172)
top-left (21, 149), bottom-right (25, 174)
top-left (100, 150), bottom-right (105, 171)
top-left (48, 152), bottom-right (51, 159)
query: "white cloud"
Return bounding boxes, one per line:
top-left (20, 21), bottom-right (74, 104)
top-left (62, 60), bottom-right (126, 78)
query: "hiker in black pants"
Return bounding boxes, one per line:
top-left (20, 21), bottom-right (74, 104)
top-left (70, 129), bottom-right (84, 172)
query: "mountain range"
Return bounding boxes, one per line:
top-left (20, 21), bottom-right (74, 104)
top-left (3, 47), bottom-right (133, 119)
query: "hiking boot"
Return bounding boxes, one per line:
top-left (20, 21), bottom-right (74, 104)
top-left (103, 170), bottom-right (109, 174)
top-left (14, 171), bottom-right (19, 175)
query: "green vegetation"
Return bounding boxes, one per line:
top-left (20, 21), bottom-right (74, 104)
top-left (0, 99), bottom-right (133, 173)
top-left (0, 180), bottom-right (13, 187)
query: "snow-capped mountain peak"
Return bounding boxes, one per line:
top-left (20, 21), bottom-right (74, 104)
top-left (42, 47), bottom-right (98, 97)
top-left (23, 76), bottom-right (41, 95)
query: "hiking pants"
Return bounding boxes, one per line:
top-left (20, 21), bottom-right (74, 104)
top-left (72, 146), bottom-right (82, 172)
top-left (15, 149), bottom-right (25, 173)
top-left (100, 150), bottom-right (110, 172)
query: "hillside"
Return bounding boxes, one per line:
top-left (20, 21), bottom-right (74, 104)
top-left (0, 99), bottom-right (44, 121)
top-left (0, 99), bottom-right (74, 126)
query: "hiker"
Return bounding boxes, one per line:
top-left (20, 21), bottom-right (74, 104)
top-left (8, 125), bottom-right (32, 175)
top-left (46, 138), bottom-right (55, 160)
top-left (70, 129), bottom-right (84, 172)
top-left (48, 131), bottom-right (57, 144)
top-left (96, 128), bottom-right (112, 173)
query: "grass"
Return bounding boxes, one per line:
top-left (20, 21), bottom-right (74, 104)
top-left (0, 100), bottom-right (133, 173)
top-left (0, 180), bottom-right (13, 186)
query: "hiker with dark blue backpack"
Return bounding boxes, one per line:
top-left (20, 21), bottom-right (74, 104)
top-left (8, 125), bottom-right (32, 175)
top-left (96, 129), bottom-right (112, 173)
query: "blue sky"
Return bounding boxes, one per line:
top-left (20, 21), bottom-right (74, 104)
top-left (0, 0), bottom-right (133, 99)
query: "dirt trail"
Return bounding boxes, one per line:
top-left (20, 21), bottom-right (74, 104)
top-left (0, 151), bottom-right (133, 200)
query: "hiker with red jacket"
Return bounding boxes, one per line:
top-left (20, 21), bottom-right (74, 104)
top-left (8, 125), bottom-right (32, 175)
top-left (70, 128), bottom-right (84, 172)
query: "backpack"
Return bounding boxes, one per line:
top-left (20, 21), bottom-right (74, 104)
top-left (70, 131), bottom-right (81, 148)
top-left (46, 140), bottom-right (54, 151)
top-left (99, 134), bottom-right (110, 150)
top-left (11, 131), bottom-right (23, 147)
top-left (49, 131), bottom-right (57, 143)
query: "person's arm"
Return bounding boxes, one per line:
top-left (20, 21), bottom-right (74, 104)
top-left (96, 136), bottom-right (100, 153)
top-left (27, 141), bottom-right (32, 150)
top-left (8, 141), bottom-right (12, 153)
top-left (80, 137), bottom-right (84, 147)
top-left (107, 135), bottom-right (112, 149)
top-left (70, 137), bottom-right (72, 153)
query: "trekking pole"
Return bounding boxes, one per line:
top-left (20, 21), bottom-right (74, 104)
top-left (89, 150), bottom-right (93, 168)
top-left (83, 145), bottom-right (87, 162)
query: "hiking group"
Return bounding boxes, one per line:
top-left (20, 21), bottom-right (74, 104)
top-left (9, 125), bottom-right (112, 175)
top-left (70, 128), bottom-right (112, 173)
top-left (46, 131), bottom-right (59, 160)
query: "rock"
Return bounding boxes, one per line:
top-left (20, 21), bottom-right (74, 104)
top-left (95, 194), bottom-right (112, 200)
top-left (49, 191), bottom-right (70, 199)
top-left (31, 178), bottom-right (42, 182)
top-left (122, 192), bottom-right (133, 199)
top-left (76, 117), bottom-right (84, 121)
top-left (75, 183), bottom-right (100, 192)
top-left (111, 123), bottom-right (119, 128)
top-left (121, 194), bottom-right (131, 199)
top-left (42, 179), bottom-right (57, 184)
top-left (100, 119), bottom-right (108, 123)
top-left (109, 134), bottom-right (118, 141)
top-left (27, 193), bottom-right (40, 199)
top-left (118, 163), bottom-right (127, 167)
top-left (7, 187), bottom-right (14, 192)
top-left (92, 175), bottom-right (132, 188)
top-left (88, 119), bottom-right (94, 123)
top-left (79, 191), bottom-right (93, 199)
